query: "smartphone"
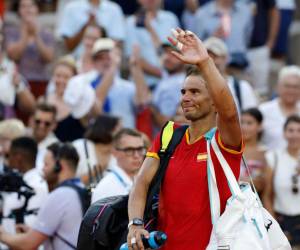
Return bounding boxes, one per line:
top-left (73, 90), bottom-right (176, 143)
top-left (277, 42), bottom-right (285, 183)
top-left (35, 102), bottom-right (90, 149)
top-left (136, 9), bottom-right (146, 28)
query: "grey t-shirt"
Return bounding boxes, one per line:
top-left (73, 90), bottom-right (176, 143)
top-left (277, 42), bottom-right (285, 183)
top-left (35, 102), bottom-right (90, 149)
top-left (32, 187), bottom-right (82, 250)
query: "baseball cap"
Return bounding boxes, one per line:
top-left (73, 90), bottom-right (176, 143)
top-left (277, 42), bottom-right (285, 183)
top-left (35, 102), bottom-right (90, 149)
top-left (203, 37), bottom-right (228, 57)
top-left (92, 38), bottom-right (115, 56)
top-left (63, 75), bottom-right (96, 119)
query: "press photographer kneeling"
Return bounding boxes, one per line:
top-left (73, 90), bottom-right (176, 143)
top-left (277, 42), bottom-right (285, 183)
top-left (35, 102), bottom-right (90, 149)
top-left (0, 142), bottom-right (89, 250)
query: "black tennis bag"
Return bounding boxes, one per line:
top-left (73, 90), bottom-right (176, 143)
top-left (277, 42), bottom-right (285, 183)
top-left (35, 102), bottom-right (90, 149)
top-left (77, 123), bottom-right (187, 250)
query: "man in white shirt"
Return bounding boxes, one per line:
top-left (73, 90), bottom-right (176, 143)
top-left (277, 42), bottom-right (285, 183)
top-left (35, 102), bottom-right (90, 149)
top-left (92, 128), bottom-right (145, 203)
top-left (57, 0), bottom-right (125, 53)
top-left (259, 65), bottom-right (300, 150)
top-left (203, 37), bottom-right (258, 113)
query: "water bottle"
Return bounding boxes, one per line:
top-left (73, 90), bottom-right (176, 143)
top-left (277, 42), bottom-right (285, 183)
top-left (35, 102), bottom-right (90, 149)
top-left (120, 231), bottom-right (167, 250)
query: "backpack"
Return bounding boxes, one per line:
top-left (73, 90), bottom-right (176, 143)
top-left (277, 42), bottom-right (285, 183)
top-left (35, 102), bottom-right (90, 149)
top-left (77, 121), bottom-right (188, 250)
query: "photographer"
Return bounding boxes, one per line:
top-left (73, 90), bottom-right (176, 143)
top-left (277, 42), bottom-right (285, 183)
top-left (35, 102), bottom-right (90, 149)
top-left (1, 137), bottom-right (48, 234)
top-left (0, 143), bottom-right (86, 250)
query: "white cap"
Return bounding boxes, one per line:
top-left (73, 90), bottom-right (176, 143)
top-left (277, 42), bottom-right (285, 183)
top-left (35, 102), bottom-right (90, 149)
top-left (63, 75), bottom-right (96, 119)
top-left (203, 37), bottom-right (228, 57)
top-left (92, 38), bottom-right (115, 56)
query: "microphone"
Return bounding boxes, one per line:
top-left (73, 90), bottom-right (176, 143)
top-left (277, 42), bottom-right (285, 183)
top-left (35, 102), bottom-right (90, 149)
top-left (120, 231), bottom-right (167, 250)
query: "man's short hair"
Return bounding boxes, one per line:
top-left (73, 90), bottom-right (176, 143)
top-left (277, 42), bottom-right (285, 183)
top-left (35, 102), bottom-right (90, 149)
top-left (284, 115), bottom-right (300, 131)
top-left (35, 102), bottom-right (57, 118)
top-left (186, 65), bottom-right (205, 81)
top-left (279, 65), bottom-right (300, 83)
top-left (113, 128), bottom-right (142, 148)
top-left (56, 143), bottom-right (80, 172)
top-left (10, 136), bottom-right (38, 166)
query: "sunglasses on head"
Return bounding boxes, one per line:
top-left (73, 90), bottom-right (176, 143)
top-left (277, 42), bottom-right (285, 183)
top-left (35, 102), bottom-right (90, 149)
top-left (34, 119), bottom-right (52, 127)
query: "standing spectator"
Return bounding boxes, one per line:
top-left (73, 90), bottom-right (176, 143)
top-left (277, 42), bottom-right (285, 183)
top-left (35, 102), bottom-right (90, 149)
top-left (259, 65), bottom-right (300, 150)
top-left (239, 108), bottom-right (268, 196)
top-left (194, 0), bottom-right (253, 65)
top-left (182, 0), bottom-right (200, 31)
top-left (204, 37), bottom-right (258, 113)
top-left (57, 0), bottom-right (125, 53)
top-left (264, 115), bottom-right (300, 249)
top-left (45, 56), bottom-right (77, 121)
top-left (30, 103), bottom-right (59, 171)
top-left (247, 0), bottom-right (279, 96)
top-left (2, 137), bottom-right (48, 236)
top-left (92, 128), bottom-right (145, 202)
top-left (73, 114), bottom-right (120, 186)
top-left (125, 0), bottom-right (179, 89)
top-left (4, 0), bottom-right (55, 98)
top-left (0, 143), bottom-right (85, 250)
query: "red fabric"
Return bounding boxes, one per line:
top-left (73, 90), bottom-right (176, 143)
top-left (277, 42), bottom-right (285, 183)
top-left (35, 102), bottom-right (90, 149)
top-left (147, 126), bottom-right (242, 250)
top-left (28, 80), bottom-right (48, 98)
top-left (136, 105), bottom-right (153, 140)
top-left (0, 1), bottom-right (4, 18)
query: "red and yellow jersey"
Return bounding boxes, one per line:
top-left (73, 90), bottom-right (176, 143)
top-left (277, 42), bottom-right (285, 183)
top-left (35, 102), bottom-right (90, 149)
top-left (146, 125), bottom-right (243, 250)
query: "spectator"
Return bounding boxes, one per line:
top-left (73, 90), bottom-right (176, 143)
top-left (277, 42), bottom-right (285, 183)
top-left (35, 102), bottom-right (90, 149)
top-left (125, 0), bottom-right (179, 89)
top-left (0, 119), bottom-right (26, 165)
top-left (2, 137), bottom-right (48, 236)
top-left (0, 27), bottom-right (36, 119)
top-left (204, 37), bottom-right (258, 113)
top-left (259, 65), bottom-right (300, 150)
top-left (0, 143), bottom-right (85, 250)
top-left (30, 103), bottom-right (59, 170)
top-left (92, 128), bottom-right (145, 202)
top-left (4, 0), bottom-right (55, 98)
top-left (264, 115), bottom-right (300, 248)
top-left (182, 0), bottom-right (200, 31)
top-left (73, 114), bottom-right (120, 186)
top-left (239, 108), bottom-right (268, 196)
top-left (57, 0), bottom-right (125, 53)
top-left (194, 0), bottom-right (253, 66)
top-left (45, 56), bottom-right (77, 121)
top-left (76, 23), bottom-right (106, 73)
top-left (247, 0), bottom-right (280, 96)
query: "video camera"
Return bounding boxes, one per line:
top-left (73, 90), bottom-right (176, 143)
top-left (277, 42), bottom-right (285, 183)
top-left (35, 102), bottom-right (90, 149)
top-left (0, 166), bottom-right (36, 223)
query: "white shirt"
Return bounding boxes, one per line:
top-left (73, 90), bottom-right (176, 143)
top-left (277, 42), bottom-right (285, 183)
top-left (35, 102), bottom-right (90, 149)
top-left (265, 149), bottom-right (300, 215)
top-left (72, 138), bottom-right (117, 177)
top-left (36, 133), bottom-right (59, 171)
top-left (227, 76), bottom-right (258, 114)
top-left (57, 0), bottom-right (125, 54)
top-left (2, 168), bottom-right (49, 234)
top-left (259, 98), bottom-right (300, 150)
top-left (92, 165), bottom-right (133, 203)
top-left (275, 0), bottom-right (295, 10)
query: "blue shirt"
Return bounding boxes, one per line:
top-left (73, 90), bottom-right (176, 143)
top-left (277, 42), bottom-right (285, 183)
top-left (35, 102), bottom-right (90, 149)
top-left (194, 1), bottom-right (253, 55)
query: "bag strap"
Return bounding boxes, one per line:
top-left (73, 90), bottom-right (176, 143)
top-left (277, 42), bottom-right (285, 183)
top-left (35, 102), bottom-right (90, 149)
top-left (144, 122), bottom-right (188, 218)
top-left (233, 77), bottom-right (242, 111)
top-left (54, 232), bottom-right (77, 249)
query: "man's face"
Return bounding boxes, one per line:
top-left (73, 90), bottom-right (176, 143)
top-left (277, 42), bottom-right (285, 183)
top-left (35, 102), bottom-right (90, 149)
top-left (33, 110), bottom-right (56, 142)
top-left (43, 150), bottom-right (59, 185)
top-left (162, 47), bottom-right (184, 74)
top-left (93, 51), bottom-right (112, 73)
top-left (180, 75), bottom-right (214, 121)
top-left (83, 26), bottom-right (103, 53)
top-left (114, 135), bottom-right (145, 176)
top-left (138, 0), bottom-right (161, 11)
top-left (278, 75), bottom-right (300, 105)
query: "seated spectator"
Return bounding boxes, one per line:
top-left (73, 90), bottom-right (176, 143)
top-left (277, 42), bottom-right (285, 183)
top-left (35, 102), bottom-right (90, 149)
top-left (264, 115), bottom-right (300, 248)
top-left (0, 119), bottom-right (26, 165)
top-left (194, 0), bottom-right (253, 65)
top-left (29, 103), bottom-right (59, 170)
top-left (182, 0), bottom-right (200, 31)
top-left (76, 23), bottom-right (106, 73)
top-left (125, 0), bottom-right (179, 88)
top-left (204, 37), bottom-right (258, 113)
top-left (0, 28), bottom-right (35, 119)
top-left (4, 0), bottom-right (55, 98)
top-left (92, 128), bottom-right (145, 202)
top-left (57, 0), bottom-right (125, 53)
top-left (45, 56), bottom-right (77, 121)
top-left (2, 137), bottom-right (48, 236)
top-left (73, 114), bottom-right (120, 186)
top-left (259, 65), bottom-right (300, 150)
top-left (239, 108), bottom-right (268, 196)
top-left (0, 143), bottom-right (86, 250)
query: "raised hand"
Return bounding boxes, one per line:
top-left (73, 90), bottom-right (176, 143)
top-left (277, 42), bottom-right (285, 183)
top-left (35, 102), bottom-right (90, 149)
top-left (167, 28), bottom-right (209, 66)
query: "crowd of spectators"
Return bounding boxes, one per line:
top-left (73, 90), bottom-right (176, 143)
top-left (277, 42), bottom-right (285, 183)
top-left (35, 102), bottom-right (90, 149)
top-left (0, 0), bottom-right (299, 249)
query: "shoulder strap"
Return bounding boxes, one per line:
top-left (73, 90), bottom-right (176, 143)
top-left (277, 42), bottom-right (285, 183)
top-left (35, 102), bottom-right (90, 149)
top-left (233, 77), bottom-right (242, 111)
top-left (144, 122), bottom-right (188, 218)
top-left (53, 232), bottom-right (77, 249)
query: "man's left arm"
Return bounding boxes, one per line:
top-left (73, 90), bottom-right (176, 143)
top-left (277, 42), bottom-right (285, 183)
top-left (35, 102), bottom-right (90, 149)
top-left (0, 227), bottom-right (47, 250)
top-left (266, 5), bottom-right (280, 49)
